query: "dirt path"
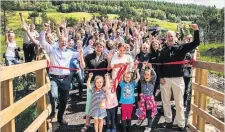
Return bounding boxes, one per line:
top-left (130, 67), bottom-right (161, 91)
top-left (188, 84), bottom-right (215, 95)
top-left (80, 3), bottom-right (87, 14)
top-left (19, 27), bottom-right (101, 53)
top-left (49, 89), bottom-right (189, 132)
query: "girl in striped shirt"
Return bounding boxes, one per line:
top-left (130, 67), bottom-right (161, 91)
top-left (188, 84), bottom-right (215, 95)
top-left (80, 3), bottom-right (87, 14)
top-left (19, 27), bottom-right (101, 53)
top-left (87, 73), bottom-right (109, 132)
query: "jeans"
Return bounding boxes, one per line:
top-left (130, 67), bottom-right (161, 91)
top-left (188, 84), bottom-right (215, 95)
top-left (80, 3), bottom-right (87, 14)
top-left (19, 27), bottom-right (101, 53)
top-left (146, 109), bottom-right (153, 128)
top-left (183, 77), bottom-right (192, 108)
top-left (49, 76), bottom-right (69, 121)
top-left (106, 107), bottom-right (116, 129)
top-left (23, 43), bottom-right (35, 62)
top-left (73, 70), bottom-right (85, 96)
top-left (5, 56), bottom-right (20, 66)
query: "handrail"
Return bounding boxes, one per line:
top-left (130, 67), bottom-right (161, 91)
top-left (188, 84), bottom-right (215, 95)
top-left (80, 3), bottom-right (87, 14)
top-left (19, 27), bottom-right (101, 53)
top-left (193, 61), bottom-right (224, 73)
top-left (192, 83), bottom-right (224, 103)
top-left (189, 51), bottom-right (225, 132)
top-left (0, 51), bottom-right (51, 132)
top-left (0, 60), bottom-right (47, 82)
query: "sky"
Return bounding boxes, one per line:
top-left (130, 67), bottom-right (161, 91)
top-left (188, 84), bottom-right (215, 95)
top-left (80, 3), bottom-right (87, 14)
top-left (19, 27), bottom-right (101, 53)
top-left (156, 0), bottom-right (224, 9)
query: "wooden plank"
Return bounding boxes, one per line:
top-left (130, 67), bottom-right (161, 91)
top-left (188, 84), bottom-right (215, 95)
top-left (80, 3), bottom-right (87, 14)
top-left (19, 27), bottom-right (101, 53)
top-left (197, 69), bottom-right (208, 131)
top-left (192, 61), bottom-right (200, 127)
top-left (191, 104), bottom-right (225, 131)
top-left (36, 69), bottom-right (47, 132)
top-left (188, 124), bottom-right (200, 132)
top-left (1, 80), bottom-right (15, 132)
top-left (24, 105), bottom-right (51, 132)
top-left (192, 83), bottom-right (224, 103)
top-left (0, 83), bottom-right (50, 128)
top-left (0, 60), bottom-right (47, 82)
top-left (193, 61), bottom-right (224, 73)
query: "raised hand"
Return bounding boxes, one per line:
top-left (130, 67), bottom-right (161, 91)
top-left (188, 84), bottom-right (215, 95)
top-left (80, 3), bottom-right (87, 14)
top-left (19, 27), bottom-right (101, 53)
top-left (148, 63), bottom-right (152, 69)
top-left (104, 73), bottom-right (109, 78)
top-left (107, 51), bottom-right (114, 61)
top-left (89, 72), bottom-right (93, 78)
top-left (77, 46), bottom-right (83, 55)
top-left (21, 22), bottom-right (29, 31)
top-left (190, 24), bottom-right (199, 31)
top-left (142, 61), bottom-right (148, 68)
top-left (61, 20), bottom-right (67, 28)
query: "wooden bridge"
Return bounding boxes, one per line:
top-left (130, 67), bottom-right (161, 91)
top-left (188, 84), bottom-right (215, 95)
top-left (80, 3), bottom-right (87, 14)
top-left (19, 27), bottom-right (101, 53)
top-left (0, 52), bottom-right (224, 132)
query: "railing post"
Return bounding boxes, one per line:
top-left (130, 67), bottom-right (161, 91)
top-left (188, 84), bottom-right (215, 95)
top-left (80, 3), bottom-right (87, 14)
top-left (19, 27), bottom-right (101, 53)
top-left (36, 69), bottom-right (47, 132)
top-left (192, 51), bottom-right (200, 127)
top-left (1, 79), bottom-right (15, 132)
top-left (197, 69), bottom-right (208, 132)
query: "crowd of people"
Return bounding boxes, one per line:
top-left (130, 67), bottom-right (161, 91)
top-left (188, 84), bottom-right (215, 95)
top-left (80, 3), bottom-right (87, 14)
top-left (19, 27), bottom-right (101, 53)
top-left (3, 13), bottom-right (200, 132)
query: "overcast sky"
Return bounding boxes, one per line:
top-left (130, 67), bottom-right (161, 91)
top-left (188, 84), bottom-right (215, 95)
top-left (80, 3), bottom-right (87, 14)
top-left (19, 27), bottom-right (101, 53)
top-left (156, 0), bottom-right (224, 9)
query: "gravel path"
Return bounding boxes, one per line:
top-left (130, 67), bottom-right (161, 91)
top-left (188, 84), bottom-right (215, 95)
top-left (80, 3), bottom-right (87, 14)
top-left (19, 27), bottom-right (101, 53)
top-left (49, 89), bottom-right (189, 132)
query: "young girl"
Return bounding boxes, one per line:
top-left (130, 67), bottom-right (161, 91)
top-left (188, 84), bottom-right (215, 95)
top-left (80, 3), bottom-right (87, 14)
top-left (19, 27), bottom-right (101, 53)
top-left (88, 73), bottom-right (109, 132)
top-left (117, 70), bottom-right (140, 132)
top-left (105, 77), bottom-right (118, 132)
top-left (135, 62), bottom-right (157, 132)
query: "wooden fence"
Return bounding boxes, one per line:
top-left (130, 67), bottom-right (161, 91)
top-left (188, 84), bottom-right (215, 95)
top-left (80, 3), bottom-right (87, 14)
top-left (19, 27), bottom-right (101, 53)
top-left (189, 52), bottom-right (225, 132)
top-left (0, 56), bottom-right (51, 132)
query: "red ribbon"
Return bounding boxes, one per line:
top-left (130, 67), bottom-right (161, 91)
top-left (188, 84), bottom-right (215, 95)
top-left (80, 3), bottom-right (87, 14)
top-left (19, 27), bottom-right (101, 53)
top-left (111, 64), bottom-right (128, 93)
top-left (46, 59), bottom-right (195, 71)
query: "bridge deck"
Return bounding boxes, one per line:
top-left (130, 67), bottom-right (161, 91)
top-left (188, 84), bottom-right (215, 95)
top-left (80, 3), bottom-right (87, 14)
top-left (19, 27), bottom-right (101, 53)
top-left (50, 88), bottom-right (190, 132)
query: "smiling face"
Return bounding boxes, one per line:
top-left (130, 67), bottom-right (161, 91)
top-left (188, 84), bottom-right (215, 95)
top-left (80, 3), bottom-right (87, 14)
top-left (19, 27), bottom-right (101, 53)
top-left (59, 37), bottom-right (67, 50)
top-left (8, 33), bottom-right (15, 42)
top-left (152, 41), bottom-right (160, 51)
top-left (68, 39), bottom-right (74, 49)
top-left (166, 31), bottom-right (176, 46)
top-left (124, 72), bottom-right (132, 83)
top-left (144, 70), bottom-right (152, 81)
top-left (95, 76), bottom-right (104, 90)
top-left (141, 43), bottom-right (149, 53)
top-left (46, 32), bottom-right (55, 44)
top-left (118, 44), bottom-right (126, 57)
top-left (95, 43), bottom-right (104, 54)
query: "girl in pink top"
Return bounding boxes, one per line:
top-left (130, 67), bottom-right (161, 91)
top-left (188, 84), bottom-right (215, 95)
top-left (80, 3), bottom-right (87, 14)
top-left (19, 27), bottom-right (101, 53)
top-left (105, 78), bottom-right (118, 132)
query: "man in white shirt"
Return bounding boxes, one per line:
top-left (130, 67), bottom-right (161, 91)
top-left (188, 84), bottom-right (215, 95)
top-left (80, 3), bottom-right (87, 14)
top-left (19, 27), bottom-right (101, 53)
top-left (40, 24), bottom-right (85, 125)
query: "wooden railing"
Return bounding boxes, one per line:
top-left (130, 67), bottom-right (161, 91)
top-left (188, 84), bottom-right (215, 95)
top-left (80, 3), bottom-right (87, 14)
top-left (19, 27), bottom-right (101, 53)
top-left (0, 55), bottom-right (51, 132)
top-left (189, 52), bottom-right (225, 132)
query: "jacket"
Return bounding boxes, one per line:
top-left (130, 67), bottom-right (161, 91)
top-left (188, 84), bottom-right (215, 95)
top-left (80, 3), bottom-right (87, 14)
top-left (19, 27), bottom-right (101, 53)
top-left (158, 30), bottom-right (200, 78)
top-left (84, 52), bottom-right (108, 79)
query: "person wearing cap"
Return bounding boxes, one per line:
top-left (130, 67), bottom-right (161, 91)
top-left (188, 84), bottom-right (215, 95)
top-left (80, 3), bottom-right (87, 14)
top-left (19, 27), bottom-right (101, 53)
top-left (158, 24), bottom-right (200, 131)
top-left (40, 23), bottom-right (85, 125)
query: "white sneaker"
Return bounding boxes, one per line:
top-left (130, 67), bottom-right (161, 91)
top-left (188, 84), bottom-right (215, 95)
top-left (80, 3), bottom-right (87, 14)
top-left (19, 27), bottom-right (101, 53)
top-left (144, 127), bottom-right (151, 132)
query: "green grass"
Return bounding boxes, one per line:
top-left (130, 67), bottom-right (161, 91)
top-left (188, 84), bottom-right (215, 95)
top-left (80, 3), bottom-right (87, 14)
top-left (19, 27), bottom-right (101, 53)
top-left (147, 18), bottom-right (177, 31)
top-left (198, 43), bottom-right (224, 63)
top-left (198, 43), bottom-right (224, 77)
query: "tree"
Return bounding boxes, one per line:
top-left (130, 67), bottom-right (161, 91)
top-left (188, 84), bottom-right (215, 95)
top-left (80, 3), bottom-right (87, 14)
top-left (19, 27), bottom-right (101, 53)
top-left (60, 3), bottom-right (69, 12)
top-left (1, 1), bottom-right (16, 33)
top-left (66, 17), bottom-right (78, 27)
top-left (41, 11), bottom-right (47, 24)
top-left (28, 11), bottom-right (39, 25)
top-left (167, 13), bottom-right (177, 22)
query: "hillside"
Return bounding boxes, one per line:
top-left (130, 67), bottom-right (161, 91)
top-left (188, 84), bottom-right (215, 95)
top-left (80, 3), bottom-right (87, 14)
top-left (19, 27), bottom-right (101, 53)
top-left (0, 11), bottom-right (180, 54)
